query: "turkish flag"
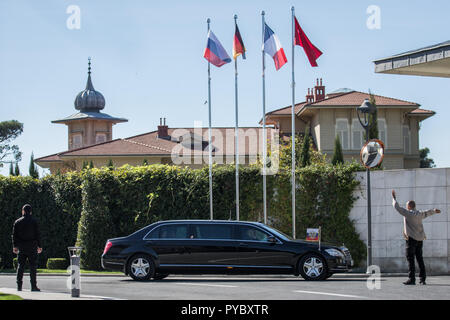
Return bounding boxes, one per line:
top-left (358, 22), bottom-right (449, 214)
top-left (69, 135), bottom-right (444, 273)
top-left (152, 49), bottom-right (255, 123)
top-left (294, 16), bottom-right (322, 67)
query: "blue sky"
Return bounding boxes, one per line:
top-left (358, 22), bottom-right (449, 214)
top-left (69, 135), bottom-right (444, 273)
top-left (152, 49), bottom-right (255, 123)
top-left (1, 0), bottom-right (449, 176)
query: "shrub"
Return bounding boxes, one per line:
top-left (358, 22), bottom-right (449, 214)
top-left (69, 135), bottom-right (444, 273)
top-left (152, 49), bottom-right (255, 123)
top-left (46, 258), bottom-right (68, 270)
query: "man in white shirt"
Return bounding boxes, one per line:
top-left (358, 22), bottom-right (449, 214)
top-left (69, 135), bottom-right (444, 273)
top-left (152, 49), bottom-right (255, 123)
top-left (391, 190), bottom-right (441, 285)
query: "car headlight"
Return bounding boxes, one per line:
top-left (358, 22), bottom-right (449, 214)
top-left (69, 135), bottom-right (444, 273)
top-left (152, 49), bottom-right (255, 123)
top-left (325, 249), bottom-right (344, 258)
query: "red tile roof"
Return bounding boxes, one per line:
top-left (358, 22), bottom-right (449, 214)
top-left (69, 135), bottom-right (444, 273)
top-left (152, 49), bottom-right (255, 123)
top-left (408, 108), bottom-right (435, 114)
top-left (265, 102), bottom-right (307, 116)
top-left (265, 90), bottom-right (421, 121)
top-left (36, 127), bottom-right (276, 163)
top-left (307, 91), bottom-right (419, 107)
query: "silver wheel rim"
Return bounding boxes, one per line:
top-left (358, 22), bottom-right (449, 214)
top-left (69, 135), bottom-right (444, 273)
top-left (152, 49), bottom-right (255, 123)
top-left (131, 258), bottom-right (150, 278)
top-left (303, 257), bottom-right (324, 278)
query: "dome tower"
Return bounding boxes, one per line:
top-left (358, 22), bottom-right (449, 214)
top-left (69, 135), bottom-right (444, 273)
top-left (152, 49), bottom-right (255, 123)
top-left (52, 58), bottom-right (128, 150)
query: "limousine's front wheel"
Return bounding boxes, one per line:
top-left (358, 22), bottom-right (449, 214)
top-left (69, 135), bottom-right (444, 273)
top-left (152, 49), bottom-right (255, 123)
top-left (298, 253), bottom-right (328, 281)
top-left (127, 254), bottom-right (155, 281)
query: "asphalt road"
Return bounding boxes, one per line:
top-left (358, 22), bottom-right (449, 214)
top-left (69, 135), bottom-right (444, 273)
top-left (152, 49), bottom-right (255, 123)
top-left (1, 274), bottom-right (449, 300)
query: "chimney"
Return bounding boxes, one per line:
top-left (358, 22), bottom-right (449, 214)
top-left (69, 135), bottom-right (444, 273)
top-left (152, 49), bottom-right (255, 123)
top-left (305, 88), bottom-right (314, 104)
top-left (157, 117), bottom-right (169, 138)
top-left (313, 78), bottom-right (325, 102)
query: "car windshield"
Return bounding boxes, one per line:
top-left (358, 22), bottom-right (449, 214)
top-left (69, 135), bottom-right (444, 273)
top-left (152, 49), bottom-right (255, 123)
top-left (261, 225), bottom-right (293, 241)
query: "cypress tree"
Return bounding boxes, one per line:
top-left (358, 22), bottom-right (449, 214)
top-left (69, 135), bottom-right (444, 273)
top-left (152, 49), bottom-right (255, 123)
top-left (332, 135), bottom-right (344, 165)
top-left (29, 152), bottom-right (39, 178)
top-left (299, 128), bottom-right (311, 167)
top-left (107, 159), bottom-right (114, 168)
top-left (143, 159), bottom-right (149, 166)
top-left (89, 160), bottom-right (94, 169)
top-left (9, 162), bottom-right (14, 176)
top-left (365, 91), bottom-right (379, 140)
top-left (14, 162), bottom-right (20, 176)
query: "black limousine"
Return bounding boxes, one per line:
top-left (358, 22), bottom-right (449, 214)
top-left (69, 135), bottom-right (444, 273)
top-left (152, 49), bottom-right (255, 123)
top-left (101, 220), bottom-right (353, 281)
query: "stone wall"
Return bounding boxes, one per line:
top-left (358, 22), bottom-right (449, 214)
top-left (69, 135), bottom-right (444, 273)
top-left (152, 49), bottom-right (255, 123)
top-left (350, 168), bottom-right (449, 274)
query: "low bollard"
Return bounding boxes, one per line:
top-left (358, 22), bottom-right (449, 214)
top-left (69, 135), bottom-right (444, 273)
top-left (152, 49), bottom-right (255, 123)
top-left (68, 246), bottom-right (82, 298)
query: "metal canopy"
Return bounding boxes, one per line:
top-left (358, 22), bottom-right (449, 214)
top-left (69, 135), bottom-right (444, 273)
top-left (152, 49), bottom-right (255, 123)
top-left (373, 41), bottom-right (450, 78)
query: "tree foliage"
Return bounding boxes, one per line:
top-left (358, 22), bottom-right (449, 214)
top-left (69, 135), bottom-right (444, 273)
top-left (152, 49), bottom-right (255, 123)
top-left (277, 132), bottom-right (325, 170)
top-left (419, 147), bottom-right (436, 168)
top-left (0, 120), bottom-right (23, 167)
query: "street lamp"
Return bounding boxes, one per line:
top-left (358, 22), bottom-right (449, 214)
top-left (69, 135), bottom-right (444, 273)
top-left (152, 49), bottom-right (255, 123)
top-left (356, 99), bottom-right (376, 272)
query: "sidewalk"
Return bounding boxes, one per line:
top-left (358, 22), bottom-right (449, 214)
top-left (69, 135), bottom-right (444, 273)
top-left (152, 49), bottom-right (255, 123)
top-left (0, 287), bottom-right (122, 300)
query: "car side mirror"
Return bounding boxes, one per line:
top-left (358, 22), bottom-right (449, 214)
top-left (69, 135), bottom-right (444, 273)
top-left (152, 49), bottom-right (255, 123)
top-left (267, 236), bottom-right (277, 244)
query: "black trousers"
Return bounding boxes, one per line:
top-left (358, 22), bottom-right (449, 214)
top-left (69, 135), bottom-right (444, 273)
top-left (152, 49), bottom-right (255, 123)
top-left (16, 247), bottom-right (38, 287)
top-left (406, 238), bottom-right (426, 281)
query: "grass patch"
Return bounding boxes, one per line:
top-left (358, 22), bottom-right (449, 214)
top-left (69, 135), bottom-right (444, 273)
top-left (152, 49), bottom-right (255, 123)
top-left (0, 292), bottom-right (23, 300)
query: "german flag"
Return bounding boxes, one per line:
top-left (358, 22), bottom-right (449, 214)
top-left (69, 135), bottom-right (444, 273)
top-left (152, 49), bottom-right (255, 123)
top-left (233, 23), bottom-right (246, 60)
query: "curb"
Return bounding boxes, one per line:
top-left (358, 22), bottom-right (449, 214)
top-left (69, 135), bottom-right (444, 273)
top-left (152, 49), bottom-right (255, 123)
top-left (0, 273), bottom-right (124, 277)
top-left (0, 287), bottom-right (123, 300)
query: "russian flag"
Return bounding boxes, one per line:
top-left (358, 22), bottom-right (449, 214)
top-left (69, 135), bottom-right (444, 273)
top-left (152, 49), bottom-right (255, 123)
top-left (263, 23), bottom-right (287, 70)
top-left (204, 30), bottom-right (231, 67)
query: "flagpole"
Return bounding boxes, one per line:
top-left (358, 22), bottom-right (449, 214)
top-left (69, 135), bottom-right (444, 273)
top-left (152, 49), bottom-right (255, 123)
top-left (261, 11), bottom-right (267, 225)
top-left (291, 6), bottom-right (296, 239)
top-left (207, 18), bottom-right (214, 220)
top-left (234, 14), bottom-right (240, 221)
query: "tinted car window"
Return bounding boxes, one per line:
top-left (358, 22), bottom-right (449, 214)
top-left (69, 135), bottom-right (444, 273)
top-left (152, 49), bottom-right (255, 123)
top-left (193, 224), bottom-right (233, 240)
top-left (147, 224), bottom-right (189, 239)
top-left (238, 226), bottom-right (270, 241)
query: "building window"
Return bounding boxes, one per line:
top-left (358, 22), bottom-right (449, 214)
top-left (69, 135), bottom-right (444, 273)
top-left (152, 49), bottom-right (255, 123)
top-left (378, 119), bottom-right (387, 146)
top-left (95, 133), bottom-right (107, 144)
top-left (335, 119), bottom-right (349, 150)
top-left (72, 134), bottom-right (82, 149)
top-left (403, 125), bottom-right (410, 154)
top-left (351, 119), bottom-right (365, 150)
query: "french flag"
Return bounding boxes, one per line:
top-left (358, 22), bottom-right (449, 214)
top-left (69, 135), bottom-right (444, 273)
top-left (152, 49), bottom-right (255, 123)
top-left (204, 30), bottom-right (231, 67)
top-left (263, 23), bottom-right (287, 70)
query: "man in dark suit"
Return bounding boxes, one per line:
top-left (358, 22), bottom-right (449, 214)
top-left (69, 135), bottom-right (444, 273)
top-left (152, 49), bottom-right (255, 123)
top-left (12, 204), bottom-right (42, 291)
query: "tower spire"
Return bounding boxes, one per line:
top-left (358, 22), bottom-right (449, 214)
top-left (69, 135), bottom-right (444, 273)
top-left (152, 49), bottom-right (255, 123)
top-left (86, 57), bottom-right (94, 91)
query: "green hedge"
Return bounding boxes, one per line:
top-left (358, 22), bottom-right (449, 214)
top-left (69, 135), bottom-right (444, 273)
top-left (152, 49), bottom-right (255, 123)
top-left (0, 173), bottom-right (83, 269)
top-left (1, 163), bottom-right (365, 271)
top-left (46, 258), bottom-right (68, 270)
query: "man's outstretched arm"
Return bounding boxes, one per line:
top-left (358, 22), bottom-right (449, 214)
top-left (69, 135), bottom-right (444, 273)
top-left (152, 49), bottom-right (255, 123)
top-left (391, 190), bottom-right (410, 217)
top-left (419, 208), bottom-right (441, 219)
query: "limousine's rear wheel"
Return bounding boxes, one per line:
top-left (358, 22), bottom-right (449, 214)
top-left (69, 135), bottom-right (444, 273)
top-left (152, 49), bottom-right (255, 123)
top-left (128, 254), bottom-right (155, 281)
top-left (298, 253), bottom-right (328, 281)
